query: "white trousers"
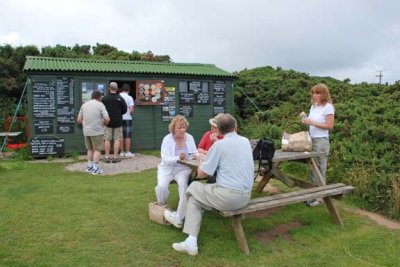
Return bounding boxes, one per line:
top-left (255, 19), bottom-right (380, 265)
top-left (155, 165), bottom-right (191, 216)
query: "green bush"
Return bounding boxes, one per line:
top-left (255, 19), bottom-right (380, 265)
top-left (235, 67), bottom-right (400, 218)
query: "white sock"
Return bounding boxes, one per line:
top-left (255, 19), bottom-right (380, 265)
top-left (93, 163), bottom-right (99, 170)
top-left (88, 160), bottom-right (93, 168)
top-left (175, 212), bottom-right (184, 223)
top-left (185, 235), bottom-right (197, 247)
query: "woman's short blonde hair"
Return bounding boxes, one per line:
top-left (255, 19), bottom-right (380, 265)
top-left (168, 115), bottom-right (189, 134)
top-left (311, 83), bottom-right (332, 104)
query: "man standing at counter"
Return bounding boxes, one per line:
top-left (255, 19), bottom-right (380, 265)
top-left (77, 90), bottom-right (110, 175)
top-left (102, 82), bottom-right (127, 163)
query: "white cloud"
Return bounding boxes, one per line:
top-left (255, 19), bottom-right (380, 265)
top-left (0, 0), bottom-right (399, 83)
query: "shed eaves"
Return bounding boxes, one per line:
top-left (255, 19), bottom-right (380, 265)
top-left (23, 56), bottom-right (236, 78)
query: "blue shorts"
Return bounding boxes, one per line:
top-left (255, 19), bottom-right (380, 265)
top-left (122, 120), bottom-right (132, 138)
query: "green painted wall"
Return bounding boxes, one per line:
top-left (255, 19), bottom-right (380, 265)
top-left (26, 72), bottom-right (234, 156)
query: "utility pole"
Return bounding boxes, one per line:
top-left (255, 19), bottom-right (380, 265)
top-left (376, 70), bottom-right (385, 84)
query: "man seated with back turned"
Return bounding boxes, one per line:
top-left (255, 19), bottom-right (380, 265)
top-left (164, 113), bottom-right (254, 256)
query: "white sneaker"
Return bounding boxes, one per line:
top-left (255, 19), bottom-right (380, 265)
top-left (125, 152), bottom-right (134, 158)
top-left (120, 152), bottom-right (125, 158)
top-left (306, 199), bottom-right (321, 207)
top-left (86, 166), bottom-right (94, 173)
top-left (91, 168), bottom-right (103, 175)
top-left (164, 210), bottom-right (183, 228)
top-left (172, 241), bottom-right (198, 256)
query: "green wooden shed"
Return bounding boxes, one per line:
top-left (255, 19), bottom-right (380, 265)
top-left (23, 56), bottom-right (236, 157)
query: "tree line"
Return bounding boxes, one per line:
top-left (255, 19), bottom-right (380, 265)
top-left (0, 43), bottom-right (171, 100)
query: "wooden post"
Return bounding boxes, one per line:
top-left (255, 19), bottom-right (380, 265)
top-left (255, 173), bottom-right (271, 193)
top-left (310, 158), bottom-right (343, 226)
top-left (232, 215), bottom-right (250, 254)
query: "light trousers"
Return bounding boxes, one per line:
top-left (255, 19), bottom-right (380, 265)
top-left (311, 137), bottom-right (330, 185)
top-left (155, 165), bottom-right (191, 216)
top-left (181, 182), bottom-right (251, 237)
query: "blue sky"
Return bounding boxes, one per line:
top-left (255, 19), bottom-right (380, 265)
top-left (1, 0), bottom-right (399, 84)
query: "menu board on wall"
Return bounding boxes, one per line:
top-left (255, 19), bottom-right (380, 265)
top-left (34, 120), bottom-right (54, 134)
top-left (213, 81), bottom-right (226, 115)
top-left (161, 87), bottom-right (176, 122)
top-left (30, 136), bottom-right (65, 157)
top-left (213, 106), bottom-right (225, 115)
top-left (56, 77), bottom-right (74, 105)
top-left (179, 105), bottom-right (193, 118)
top-left (179, 92), bottom-right (194, 104)
top-left (189, 81), bottom-right (202, 94)
top-left (32, 81), bottom-right (56, 118)
top-left (196, 92), bottom-right (210, 104)
top-left (57, 125), bottom-right (74, 134)
top-left (136, 80), bottom-right (164, 105)
top-left (57, 106), bottom-right (75, 124)
top-left (180, 81), bottom-right (210, 104)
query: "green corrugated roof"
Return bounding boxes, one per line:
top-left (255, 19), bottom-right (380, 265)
top-left (23, 56), bottom-right (236, 78)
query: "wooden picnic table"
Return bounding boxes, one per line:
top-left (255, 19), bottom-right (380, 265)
top-left (177, 158), bottom-right (201, 184)
top-left (178, 150), bottom-right (326, 189)
top-left (178, 150), bottom-right (354, 254)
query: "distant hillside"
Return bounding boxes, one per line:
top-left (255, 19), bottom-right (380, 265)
top-left (234, 66), bottom-right (400, 218)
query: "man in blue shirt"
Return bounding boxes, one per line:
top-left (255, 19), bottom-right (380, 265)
top-left (164, 113), bottom-right (254, 256)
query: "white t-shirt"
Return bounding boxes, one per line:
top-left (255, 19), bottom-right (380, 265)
top-left (308, 102), bottom-right (335, 138)
top-left (120, 92), bottom-right (134, 120)
top-left (78, 99), bottom-right (109, 136)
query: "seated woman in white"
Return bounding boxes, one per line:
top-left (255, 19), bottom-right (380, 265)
top-left (155, 115), bottom-right (197, 226)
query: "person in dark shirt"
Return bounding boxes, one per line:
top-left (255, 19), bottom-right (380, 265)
top-left (101, 82), bottom-right (127, 163)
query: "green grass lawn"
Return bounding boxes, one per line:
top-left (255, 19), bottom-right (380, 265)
top-left (0, 160), bottom-right (399, 266)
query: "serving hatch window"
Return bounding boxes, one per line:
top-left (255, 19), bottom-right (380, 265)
top-left (81, 81), bottom-right (107, 103)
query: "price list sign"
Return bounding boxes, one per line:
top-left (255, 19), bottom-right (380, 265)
top-left (179, 105), bottom-right (193, 118)
top-left (56, 77), bottom-right (74, 105)
top-left (56, 77), bottom-right (75, 133)
top-left (34, 120), bottom-right (54, 134)
top-left (213, 81), bottom-right (226, 115)
top-left (30, 137), bottom-right (65, 157)
top-left (32, 81), bottom-right (56, 118)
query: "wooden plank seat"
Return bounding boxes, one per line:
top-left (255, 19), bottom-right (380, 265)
top-left (217, 183), bottom-right (355, 254)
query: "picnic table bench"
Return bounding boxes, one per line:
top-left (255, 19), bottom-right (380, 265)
top-left (220, 183), bottom-right (354, 254)
top-left (178, 150), bottom-right (355, 254)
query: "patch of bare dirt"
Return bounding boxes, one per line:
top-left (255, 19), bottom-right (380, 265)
top-left (354, 209), bottom-right (400, 230)
top-left (255, 220), bottom-right (304, 244)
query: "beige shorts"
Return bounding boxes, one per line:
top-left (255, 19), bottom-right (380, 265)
top-left (104, 127), bottom-right (123, 141)
top-left (84, 135), bottom-right (104, 151)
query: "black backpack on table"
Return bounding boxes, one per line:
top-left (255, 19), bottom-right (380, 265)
top-left (252, 138), bottom-right (276, 178)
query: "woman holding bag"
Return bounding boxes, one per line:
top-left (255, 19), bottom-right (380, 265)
top-left (300, 84), bottom-right (335, 206)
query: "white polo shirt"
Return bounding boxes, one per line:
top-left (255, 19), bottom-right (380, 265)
top-left (200, 132), bottom-right (254, 192)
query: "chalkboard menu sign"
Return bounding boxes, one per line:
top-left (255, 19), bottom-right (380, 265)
top-left (56, 77), bottom-right (74, 105)
top-left (179, 105), bottom-right (193, 118)
top-left (32, 81), bottom-right (56, 118)
top-left (213, 106), bottom-right (225, 115)
top-left (213, 81), bottom-right (226, 106)
top-left (57, 125), bottom-right (74, 134)
top-left (57, 106), bottom-right (75, 124)
top-left (30, 136), bottom-right (65, 157)
top-left (196, 92), bottom-right (210, 104)
top-left (179, 92), bottom-right (194, 104)
top-left (189, 81), bottom-right (202, 94)
top-left (34, 120), bottom-right (54, 134)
